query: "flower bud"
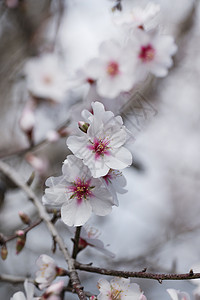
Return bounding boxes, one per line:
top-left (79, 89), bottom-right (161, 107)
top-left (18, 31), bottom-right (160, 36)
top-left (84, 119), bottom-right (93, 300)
top-left (16, 230), bottom-right (26, 255)
top-left (46, 130), bottom-right (60, 143)
top-left (1, 244), bottom-right (8, 260)
top-left (78, 237), bottom-right (88, 251)
top-left (19, 211), bottom-right (30, 225)
top-left (78, 121), bottom-right (89, 133)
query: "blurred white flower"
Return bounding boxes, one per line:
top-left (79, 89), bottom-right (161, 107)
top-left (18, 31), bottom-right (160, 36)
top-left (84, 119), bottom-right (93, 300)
top-left (25, 153), bottom-right (48, 176)
top-left (167, 289), bottom-right (191, 300)
top-left (129, 29), bottom-right (177, 81)
top-left (97, 277), bottom-right (143, 300)
top-left (77, 225), bottom-right (115, 257)
top-left (101, 169), bottom-right (127, 206)
top-left (41, 281), bottom-right (64, 300)
top-left (24, 53), bottom-right (68, 103)
top-left (35, 255), bottom-right (57, 290)
top-left (67, 102), bottom-right (132, 178)
top-left (42, 155), bottom-right (114, 226)
top-left (19, 100), bottom-right (36, 143)
top-left (84, 40), bottom-right (136, 98)
top-left (10, 280), bottom-right (38, 300)
top-left (113, 2), bottom-right (160, 29)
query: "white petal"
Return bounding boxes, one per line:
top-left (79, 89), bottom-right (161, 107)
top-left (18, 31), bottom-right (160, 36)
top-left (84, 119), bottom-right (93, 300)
top-left (24, 280), bottom-right (34, 300)
top-left (11, 292), bottom-right (27, 300)
top-left (90, 188), bottom-right (113, 216)
top-left (67, 135), bottom-right (90, 159)
top-left (106, 147), bottom-right (132, 170)
top-left (61, 199), bottom-right (92, 226)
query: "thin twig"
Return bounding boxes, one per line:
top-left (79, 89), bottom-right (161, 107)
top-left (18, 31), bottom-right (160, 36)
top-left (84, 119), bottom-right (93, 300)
top-left (72, 226), bottom-right (82, 259)
top-left (0, 160), bottom-right (86, 300)
top-left (0, 218), bottom-right (42, 245)
top-left (75, 262), bottom-right (200, 283)
top-left (0, 274), bottom-right (34, 284)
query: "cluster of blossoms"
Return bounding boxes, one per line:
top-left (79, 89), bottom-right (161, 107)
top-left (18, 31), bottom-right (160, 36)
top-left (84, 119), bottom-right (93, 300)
top-left (43, 101), bottom-right (132, 226)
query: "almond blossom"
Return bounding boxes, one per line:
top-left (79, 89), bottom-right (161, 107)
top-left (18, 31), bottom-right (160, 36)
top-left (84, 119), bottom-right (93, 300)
top-left (71, 225), bottom-right (115, 257)
top-left (67, 102), bottom-right (132, 178)
top-left (129, 28), bottom-right (177, 81)
top-left (97, 277), bottom-right (144, 300)
top-left (24, 53), bottom-right (68, 103)
top-left (10, 280), bottom-right (39, 300)
top-left (42, 155), bottom-right (114, 226)
top-left (35, 255), bottom-right (58, 290)
top-left (101, 169), bottom-right (127, 206)
top-left (41, 281), bottom-right (64, 300)
top-left (167, 289), bottom-right (191, 300)
top-left (83, 40), bottom-right (136, 98)
top-left (113, 2), bottom-right (160, 29)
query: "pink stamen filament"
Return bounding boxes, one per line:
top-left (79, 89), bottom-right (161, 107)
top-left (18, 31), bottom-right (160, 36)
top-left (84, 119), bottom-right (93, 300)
top-left (107, 61), bottom-right (120, 77)
top-left (68, 178), bottom-right (94, 204)
top-left (88, 137), bottom-right (111, 159)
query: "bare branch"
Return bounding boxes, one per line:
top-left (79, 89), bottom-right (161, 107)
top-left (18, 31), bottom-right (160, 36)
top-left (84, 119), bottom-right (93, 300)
top-left (75, 262), bottom-right (200, 283)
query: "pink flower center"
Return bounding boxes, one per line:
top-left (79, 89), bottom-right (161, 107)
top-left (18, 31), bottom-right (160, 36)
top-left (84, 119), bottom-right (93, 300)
top-left (107, 61), bottom-right (120, 77)
top-left (88, 137), bottom-right (111, 159)
top-left (68, 178), bottom-right (94, 204)
top-left (109, 287), bottom-right (123, 300)
top-left (103, 169), bottom-right (122, 185)
top-left (139, 44), bottom-right (155, 62)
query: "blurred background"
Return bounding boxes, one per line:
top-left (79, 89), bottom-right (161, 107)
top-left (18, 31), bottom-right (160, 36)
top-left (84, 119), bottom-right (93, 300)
top-left (0, 0), bottom-right (200, 299)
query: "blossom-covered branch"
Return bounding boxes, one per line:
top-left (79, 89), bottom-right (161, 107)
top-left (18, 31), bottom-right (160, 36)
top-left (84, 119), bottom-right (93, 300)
top-left (0, 160), bottom-right (86, 300)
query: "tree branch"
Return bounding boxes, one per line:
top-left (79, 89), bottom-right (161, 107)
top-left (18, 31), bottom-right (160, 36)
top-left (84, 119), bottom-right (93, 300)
top-left (0, 274), bottom-right (33, 284)
top-left (0, 160), bottom-right (86, 300)
top-left (75, 262), bottom-right (200, 283)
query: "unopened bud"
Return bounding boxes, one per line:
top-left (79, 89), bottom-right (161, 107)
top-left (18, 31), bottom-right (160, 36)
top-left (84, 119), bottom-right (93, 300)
top-left (1, 244), bottom-right (8, 260)
top-left (16, 230), bottom-right (26, 255)
top-left (25, 153), bottom-right (48, 175)
top-left (57, 127), bottom-right (69, 137)
top-left (46, 130), bottom-right (60, 143)
top-left (19, 211), bottom-right (30, 225)
top-left (78, 121), bottom-right (89, 133)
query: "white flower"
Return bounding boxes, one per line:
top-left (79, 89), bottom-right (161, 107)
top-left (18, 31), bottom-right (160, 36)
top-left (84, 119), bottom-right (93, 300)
top-left (84, 40), bottom-right (136, 98)
top-left (24, 53), bottom-right (68, 103)
top-left (42, 155), bottom-right (114, 226)
top-left (101, 169), bottom-right (127, 206)
top-left (97, 277), bottom-right (143, 300)
top-left (129, 29), bottom-right (177, 81)
top-left (10, 280), bottom-right (38, 300)
top-left (67, 102), bottom-right (132, 178)
top-left (77, 225), bottom-right (115, 258)
top-left (35, 255), bottom-right (57, 290)
top-left (41, 281), bottom-right (64, 300)
top-left (167, 289), bottom-right (191, 300)
top-left (113, 2), bottom-right (160, 29)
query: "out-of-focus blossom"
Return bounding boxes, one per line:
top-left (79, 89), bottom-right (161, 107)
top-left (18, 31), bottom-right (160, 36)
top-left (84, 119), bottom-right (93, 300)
top-left (129, 29), bottom-right (177, 81)
top-left (113, 2), bottom-right (160, 29)
top-left (41, 281), bottom-right (64, 300)
top-left (102, 169), bottom-right (127, 206)
top-left (97, 277), bottom-right (143, 300)
top-left (35, 255), bottom-right (57, 290)
top-left (75, 225), bottom-right (115, 257)
top-left (42, 155), bottom-right (114, 226)
top-left (84, 40), bottom-right (136, 98)
top-left (10, 279), bottom-right (39, 300)
top-left (25, 153), bottom-right (48, 176)
top-left (19, 100), bottom-right (36, 144)
top-left (6, 0), bottom-right (19, 8)
top-left (167, 288), bottom-right (191, 300)
top-left (67, 102), bottom-right (132, 178)
top-left (46, 130), bottom-right (60, 143)
top-left (24, 53), bottom-right (68, 103)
